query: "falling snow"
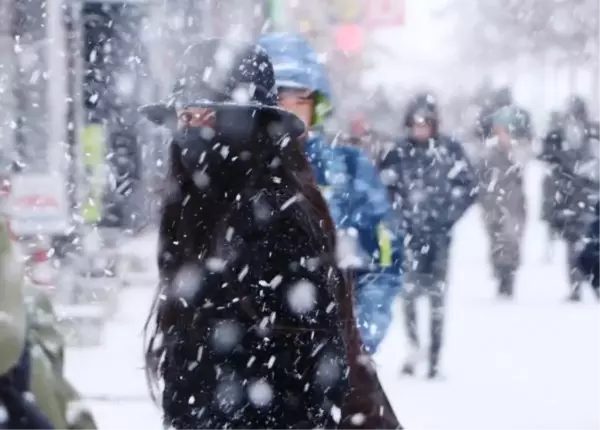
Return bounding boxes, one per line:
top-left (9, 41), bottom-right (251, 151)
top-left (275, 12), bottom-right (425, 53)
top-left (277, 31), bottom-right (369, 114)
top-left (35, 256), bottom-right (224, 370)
top-left (1, 2), bottom-right (597, 429)
top-left (286, 280), bottom-right (317, 314)
top-left (173, 265), bottom-right (204, 300)
top-left (247, 379), bottom-right (274, 408)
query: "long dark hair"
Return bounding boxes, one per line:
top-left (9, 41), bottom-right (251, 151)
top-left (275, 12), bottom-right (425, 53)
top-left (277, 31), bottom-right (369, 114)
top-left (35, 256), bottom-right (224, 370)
top-left (143, 112), bottom-right (349, 399)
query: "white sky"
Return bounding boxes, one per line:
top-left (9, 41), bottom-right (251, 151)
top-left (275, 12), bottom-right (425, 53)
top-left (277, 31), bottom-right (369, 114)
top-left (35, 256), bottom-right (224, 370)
top-left (364, 0), bottom-right (457, 89)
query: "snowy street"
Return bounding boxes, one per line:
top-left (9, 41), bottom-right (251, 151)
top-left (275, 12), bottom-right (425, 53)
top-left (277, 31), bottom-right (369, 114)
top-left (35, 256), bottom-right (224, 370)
top-left (65, 162), bottom-right (599, 429)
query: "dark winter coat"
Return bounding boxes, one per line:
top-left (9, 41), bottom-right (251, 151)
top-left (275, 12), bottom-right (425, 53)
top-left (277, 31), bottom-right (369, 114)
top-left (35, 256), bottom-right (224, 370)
top-left (379, 135), bottom-right (478, 273)
top-left (160, 191), bottom-right (400, 429)
top-left (147, 37), bottom-right (399, 430)
top-left (476, 143), bottom-right (528, 274)
top-left (539, 120), bottom-right (599, 242)
top-left (578, 201), bottom-right (599, 290)
top-left (476, 144), bottom-right (527, 228)
top-left (380, 135), bottom-right (479, 234)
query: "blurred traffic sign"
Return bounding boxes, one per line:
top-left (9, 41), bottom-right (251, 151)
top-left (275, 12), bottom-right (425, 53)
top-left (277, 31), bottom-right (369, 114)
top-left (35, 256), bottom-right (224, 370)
top-left (8, 173), bottom-right (71, 236)
top-left (365, 0), bottom-right (405, 28)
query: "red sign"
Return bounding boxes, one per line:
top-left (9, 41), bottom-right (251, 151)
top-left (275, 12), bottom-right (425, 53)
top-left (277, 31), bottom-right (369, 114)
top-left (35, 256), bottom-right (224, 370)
top-left (365, 0), bottom-right (405, 28)
top-left (15, 195), bottom-right (59, 208)
top-left (334, 24), bottom-right (364, 54)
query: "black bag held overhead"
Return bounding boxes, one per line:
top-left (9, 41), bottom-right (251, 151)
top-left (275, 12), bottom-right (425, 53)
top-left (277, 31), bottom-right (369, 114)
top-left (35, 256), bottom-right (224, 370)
top-left (0, 343), bottom-right (54, 429)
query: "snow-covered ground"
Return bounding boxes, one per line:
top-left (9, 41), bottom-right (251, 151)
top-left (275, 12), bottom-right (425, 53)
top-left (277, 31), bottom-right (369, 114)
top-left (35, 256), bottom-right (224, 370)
top-left (65, 161), bottom-right (599, 429)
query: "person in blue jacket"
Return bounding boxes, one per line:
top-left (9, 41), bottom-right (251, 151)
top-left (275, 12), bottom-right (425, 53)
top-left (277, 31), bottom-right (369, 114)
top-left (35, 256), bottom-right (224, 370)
top-left (259, 33), bottom-right (402, 354)
top-left (380, 92), bottom-right (478, 378)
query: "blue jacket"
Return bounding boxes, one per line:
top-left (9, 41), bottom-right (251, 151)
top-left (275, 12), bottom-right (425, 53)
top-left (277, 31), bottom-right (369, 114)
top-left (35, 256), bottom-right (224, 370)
top-left (306, 133), bottom-right (401, 277)
top-left (260, 32), bottom-right (402, 279)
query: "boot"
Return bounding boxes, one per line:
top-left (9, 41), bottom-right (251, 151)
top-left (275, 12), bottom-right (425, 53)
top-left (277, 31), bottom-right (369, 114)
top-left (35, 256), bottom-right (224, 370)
top-left (428, 292), bottom-right (445, 379)
top-left (400, 345), bottom-right (422, 376)
top-left (401, 297), bottom-right (420, 375)
top-left (498, 272), bottom-right (515, 298)
top-left (566, 242), bottom-right (585, 302)
top-left (427, 348), bottom-right (440, 379)
top-left (401, 362), bottom-right (415, 376)
top-left (426, 364), bottom-right (439, 379)
top-left (565, 285), bottom-right (582, 302)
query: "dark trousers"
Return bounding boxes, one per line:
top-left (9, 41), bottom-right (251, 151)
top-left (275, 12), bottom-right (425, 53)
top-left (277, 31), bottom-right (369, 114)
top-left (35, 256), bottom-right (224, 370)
top-left (553, 216), bottom-right (600, 300)
top-left (402, 235), bottom-right (450, 371)
top-left (566, 240), bottom-right (598, 300)
top-left (481, 202), bottom-right (526, 296)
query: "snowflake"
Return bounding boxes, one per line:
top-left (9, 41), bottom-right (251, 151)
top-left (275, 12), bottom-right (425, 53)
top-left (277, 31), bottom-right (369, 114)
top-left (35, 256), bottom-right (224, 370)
top-left (247, 379), bottom-right (273, 408)
top-left (211, 320), bottom-right (243, 353)
top-left (192, 171), bottom-right (211, 189)
top-left (214, 47), bottom-right (235, 71)
top-left (286, 280), bottom-right (316, 314)
top-left (336, 230), bottom-right (363, 269)
top-left (225, 227), bottom-right (235, 242)
top-left (0, 404), bottom-right (8, 424)
top-left (200, 126), bottom-right (216, 140)
top-left (231, 85), bottom-right (254, 104)
top-left (315, 354), bottom-right (342, 388)
top-left (268, 274), bottom-right (283, 289)
top-left (281, 194), bottom-right (299, 211)
top-left (220, 145), bottom-right (230, 159)
top-left (379, 168), bottom-right (398, 186)
top-left (252, 198), bottom-right (272, 223)
top-left (350, 413), bottom-right (366, 426)
top-left (214, 380), bottom-right (244, 414)
top-left (173, 265), bottom-right (203, 300)
top-left (206, 257), bottom-right (226, 273)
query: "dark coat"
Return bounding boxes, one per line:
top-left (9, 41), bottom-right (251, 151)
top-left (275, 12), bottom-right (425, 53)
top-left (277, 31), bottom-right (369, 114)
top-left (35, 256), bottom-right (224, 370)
top-left (476, 145), bottom-right (527, 225)
top-left (578, 201), bottom-right (599, 291)
top-left (149, 37), bottom-right (400, 429)
top-left (384, 135), bottom-right (478, 233)
top-left (379, 135), bottom-right (478, 269)
top-left (539, 120), bottom-right (599, 242)
top-left (160, 191), bottom-right (400, 429)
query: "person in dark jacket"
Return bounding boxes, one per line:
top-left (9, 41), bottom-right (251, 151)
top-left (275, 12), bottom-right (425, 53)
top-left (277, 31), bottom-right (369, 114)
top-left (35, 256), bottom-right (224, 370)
top-left (541, 111), bottom-right (563, 262)
top-left (476, 106), bottom-right (530, 298)
top-left (380, 92), bottom-right (478, 378)
top-left (578, 201), bottom-right (599, 295)
top-left (140, 39), bottom-right (400, 429)
top-left (539, 95), bottom-right (600, 301)
top-left (474, 86), bottom-right (533, 142)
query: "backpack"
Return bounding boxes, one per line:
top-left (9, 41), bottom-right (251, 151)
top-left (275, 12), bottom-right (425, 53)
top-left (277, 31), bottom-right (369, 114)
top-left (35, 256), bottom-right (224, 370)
top-left (0, 342), bottom-right (54, 429)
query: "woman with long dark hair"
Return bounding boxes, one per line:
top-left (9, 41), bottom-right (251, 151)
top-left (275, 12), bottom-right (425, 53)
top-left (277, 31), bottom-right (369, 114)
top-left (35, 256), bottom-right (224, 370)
top-left (140, 39), bottom-right (400, 429)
